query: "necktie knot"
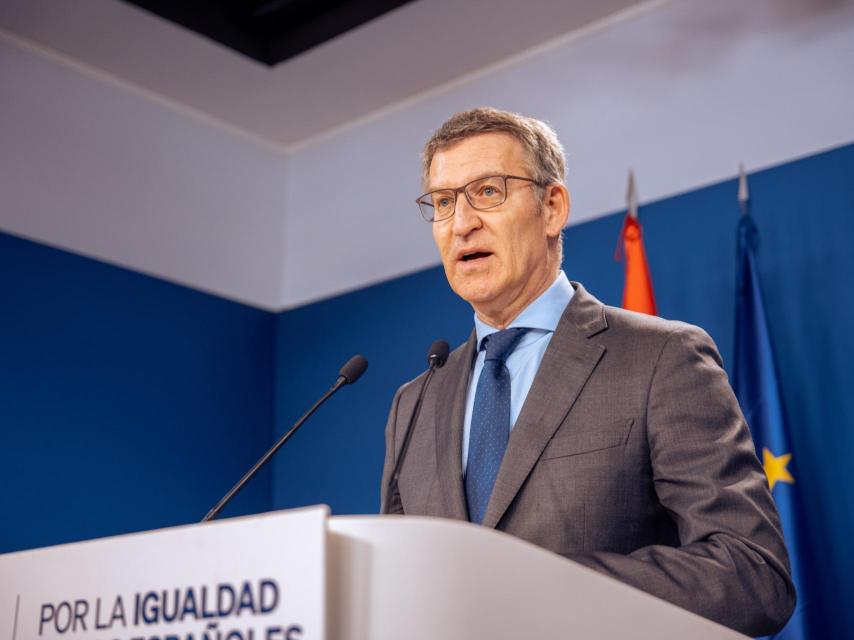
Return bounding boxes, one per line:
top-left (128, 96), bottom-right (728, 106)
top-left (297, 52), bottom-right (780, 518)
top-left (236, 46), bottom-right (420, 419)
top-left (482, 328), bottom-right (529, 363)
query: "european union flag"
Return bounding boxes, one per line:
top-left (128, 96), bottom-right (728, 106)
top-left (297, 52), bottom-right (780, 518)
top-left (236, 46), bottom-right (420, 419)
top-left (733, 213), bottom-right (809, 639)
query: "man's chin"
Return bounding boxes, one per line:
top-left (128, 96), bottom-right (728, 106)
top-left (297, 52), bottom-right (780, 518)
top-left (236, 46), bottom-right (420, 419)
top-left (452, 283), bottom-right (502, 312)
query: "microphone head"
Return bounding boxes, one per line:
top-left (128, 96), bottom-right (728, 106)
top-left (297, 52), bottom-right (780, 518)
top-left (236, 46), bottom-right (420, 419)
top-left (338, 354), bottom-right (368, 384)
top-left (427, 340), bottom-right (450, 369)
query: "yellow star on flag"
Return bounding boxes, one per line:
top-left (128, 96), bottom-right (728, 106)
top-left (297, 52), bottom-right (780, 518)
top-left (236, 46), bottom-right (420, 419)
top-left (762, 447), bottom-right (795, 491)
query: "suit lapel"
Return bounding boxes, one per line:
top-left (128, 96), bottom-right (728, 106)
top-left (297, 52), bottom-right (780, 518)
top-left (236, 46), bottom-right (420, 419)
top-left (481, 283), bottom-right (608, 529)
top-left (434, 332), bottom-right (476, 521)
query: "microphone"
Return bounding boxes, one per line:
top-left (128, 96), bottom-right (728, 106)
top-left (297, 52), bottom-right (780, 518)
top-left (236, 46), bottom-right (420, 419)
top-left (427, 339), bottom-right (450, 369)
top-left (338, 354), bottom-right (368, 385)
top-left (381, 340), bottom-right (450, 514)
top-left (202, 354), bottom-right (369, 522)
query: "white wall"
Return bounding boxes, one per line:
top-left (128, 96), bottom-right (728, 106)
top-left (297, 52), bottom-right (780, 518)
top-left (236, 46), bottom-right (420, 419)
top-left (0, 36), bottom-right (288, 309)
top-left (3, 0), bottom-right (854, 310)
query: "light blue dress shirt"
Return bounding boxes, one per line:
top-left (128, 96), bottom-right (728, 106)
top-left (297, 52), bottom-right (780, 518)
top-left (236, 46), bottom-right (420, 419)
top-left (462, 271), bottom-right (575, 474)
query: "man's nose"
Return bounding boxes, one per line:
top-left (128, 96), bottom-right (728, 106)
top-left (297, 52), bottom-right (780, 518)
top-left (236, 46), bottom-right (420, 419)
top-left (451, 194), bottom-right (482, 236)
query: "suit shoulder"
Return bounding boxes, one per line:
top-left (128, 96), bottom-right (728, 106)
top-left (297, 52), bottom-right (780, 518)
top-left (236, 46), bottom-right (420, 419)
top-left (600, 305), bottom-right (717, 355)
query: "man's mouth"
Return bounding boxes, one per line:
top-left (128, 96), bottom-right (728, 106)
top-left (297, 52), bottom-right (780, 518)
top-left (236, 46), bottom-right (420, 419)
top-left (460, 251), bottom-right (492, 262)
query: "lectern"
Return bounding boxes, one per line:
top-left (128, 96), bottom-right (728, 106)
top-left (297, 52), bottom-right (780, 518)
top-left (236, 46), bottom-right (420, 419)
top-left (1, 506), bottom-right (746, 639)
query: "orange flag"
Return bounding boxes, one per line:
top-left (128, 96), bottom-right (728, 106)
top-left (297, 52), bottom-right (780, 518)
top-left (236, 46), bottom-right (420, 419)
top-left (617, 171), bottom-right (657, 315)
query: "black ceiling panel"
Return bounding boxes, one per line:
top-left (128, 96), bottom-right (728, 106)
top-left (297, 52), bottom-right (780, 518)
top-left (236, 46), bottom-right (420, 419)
top-left (122, 0), bottom-right (416, 66)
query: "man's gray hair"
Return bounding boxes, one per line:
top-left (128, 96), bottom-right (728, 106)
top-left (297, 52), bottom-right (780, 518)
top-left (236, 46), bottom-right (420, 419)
top-left (421, 107), bottom-right (567, 190)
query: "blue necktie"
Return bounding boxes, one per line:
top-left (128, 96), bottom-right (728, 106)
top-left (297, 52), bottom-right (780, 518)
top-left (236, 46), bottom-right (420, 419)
top-left (465, 327), bottom-right (529, 524)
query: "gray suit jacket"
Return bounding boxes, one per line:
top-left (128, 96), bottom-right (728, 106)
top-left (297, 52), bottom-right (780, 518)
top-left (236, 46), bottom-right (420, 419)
top-left (381, 282), bottom-right (794, 636)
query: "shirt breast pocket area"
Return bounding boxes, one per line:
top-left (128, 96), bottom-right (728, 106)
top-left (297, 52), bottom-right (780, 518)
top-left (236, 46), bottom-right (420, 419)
top-left (540, 418), bottom-right (634, 460)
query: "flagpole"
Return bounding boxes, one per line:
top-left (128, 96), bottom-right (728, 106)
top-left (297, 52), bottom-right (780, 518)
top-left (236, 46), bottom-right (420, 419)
top-left (627, 168), bottom-right (638, 219)
top-left (738, 163), bottom-right (750, 216)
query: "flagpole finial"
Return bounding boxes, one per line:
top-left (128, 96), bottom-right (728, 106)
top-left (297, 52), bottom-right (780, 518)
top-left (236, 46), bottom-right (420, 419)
top-left (738, 163), bottom-right (750, 216)
top-left (627, 169), bottom-right (638, 219)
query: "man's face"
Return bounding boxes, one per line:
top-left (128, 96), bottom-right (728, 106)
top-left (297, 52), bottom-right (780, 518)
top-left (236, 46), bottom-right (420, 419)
top-left (428, 133), bottom-right (567, 325)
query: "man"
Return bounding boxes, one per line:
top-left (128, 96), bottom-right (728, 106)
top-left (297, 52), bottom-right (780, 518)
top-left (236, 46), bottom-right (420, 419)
top-left (380, 107), bottom-right (794, 636)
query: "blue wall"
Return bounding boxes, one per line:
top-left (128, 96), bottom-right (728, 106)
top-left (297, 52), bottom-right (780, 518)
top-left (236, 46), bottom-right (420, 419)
top-left (2, 143), bottom-right (852, 636)
top-left (0, 234), bottom-right (275, 553)
top-left (272, 266), bottom-right (471, 515)
top-left (272, 143), bottom-right (854, 636)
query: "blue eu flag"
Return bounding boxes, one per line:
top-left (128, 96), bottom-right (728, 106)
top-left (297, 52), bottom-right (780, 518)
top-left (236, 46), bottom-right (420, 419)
top-left (733, 214), bottom-right (809, 639)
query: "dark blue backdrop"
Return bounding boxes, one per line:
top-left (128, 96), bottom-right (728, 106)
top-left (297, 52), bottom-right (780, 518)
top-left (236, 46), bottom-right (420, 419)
top-left (0, 235), bottom-right (275, 551)
top-left (2, 143), bottom-right (851, 637)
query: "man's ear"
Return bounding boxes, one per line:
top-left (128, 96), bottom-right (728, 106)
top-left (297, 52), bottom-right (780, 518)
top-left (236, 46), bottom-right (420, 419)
top-left (542, 183), bottom-right (570, 238)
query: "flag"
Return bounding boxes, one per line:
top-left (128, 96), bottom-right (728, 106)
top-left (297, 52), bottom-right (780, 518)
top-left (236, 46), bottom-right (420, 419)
top-left (733, 180), bottom-right (809, 639)
top-left (617, 170), bottom-right (657, 315)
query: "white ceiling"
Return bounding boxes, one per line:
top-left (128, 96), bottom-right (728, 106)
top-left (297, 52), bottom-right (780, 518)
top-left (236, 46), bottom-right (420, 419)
top-left (0, 0), bottom-right (650, 150)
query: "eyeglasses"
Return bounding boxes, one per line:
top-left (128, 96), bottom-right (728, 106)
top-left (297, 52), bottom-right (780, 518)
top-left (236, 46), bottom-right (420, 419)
top-left (416, 175), bottom-right (544, 222)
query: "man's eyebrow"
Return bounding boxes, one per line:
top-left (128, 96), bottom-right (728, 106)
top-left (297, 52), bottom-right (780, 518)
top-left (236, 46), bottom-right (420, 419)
top-left (425, 171), bottom-right (505, 192)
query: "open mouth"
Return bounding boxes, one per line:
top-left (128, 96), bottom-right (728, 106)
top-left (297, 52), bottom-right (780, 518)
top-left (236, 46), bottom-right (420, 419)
top-left (461, 251), bottom-right (492, 262)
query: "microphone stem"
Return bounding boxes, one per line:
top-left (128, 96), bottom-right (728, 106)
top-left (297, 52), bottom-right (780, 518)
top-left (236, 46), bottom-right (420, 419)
top-left (202, 376), bottom-right (346, 522)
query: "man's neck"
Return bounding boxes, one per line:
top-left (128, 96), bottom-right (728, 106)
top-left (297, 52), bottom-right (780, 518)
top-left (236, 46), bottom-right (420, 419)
top-left (474, 268), bottom-right (560, 329)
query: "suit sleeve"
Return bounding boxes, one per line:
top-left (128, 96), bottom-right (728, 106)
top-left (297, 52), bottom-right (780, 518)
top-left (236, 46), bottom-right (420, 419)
top-left (569, 325), bottom-right (795, 637)
top-left (379, 385), bottom-right (405, 514)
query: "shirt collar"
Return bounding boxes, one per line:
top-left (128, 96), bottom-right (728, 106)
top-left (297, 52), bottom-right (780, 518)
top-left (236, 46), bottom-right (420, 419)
top-left (474, 271), bottom-right (574, 349)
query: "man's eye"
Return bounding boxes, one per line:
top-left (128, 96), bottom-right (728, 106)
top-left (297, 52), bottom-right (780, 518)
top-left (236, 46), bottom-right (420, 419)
top-left (476, 184), bottom-right (503, 199)
top-left (437, 197), bottom-right (453, 209)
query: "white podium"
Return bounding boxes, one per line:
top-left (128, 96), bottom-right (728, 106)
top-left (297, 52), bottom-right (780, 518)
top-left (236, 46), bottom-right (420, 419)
top-left (1, 507), bottom-right (746, 640)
